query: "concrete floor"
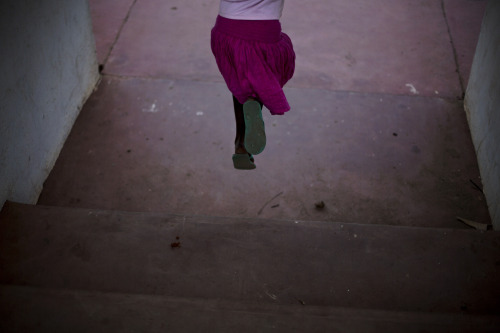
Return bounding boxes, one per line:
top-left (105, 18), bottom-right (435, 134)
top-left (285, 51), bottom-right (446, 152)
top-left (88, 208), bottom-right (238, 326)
top-left (39, 0), bottom-right (490, 228)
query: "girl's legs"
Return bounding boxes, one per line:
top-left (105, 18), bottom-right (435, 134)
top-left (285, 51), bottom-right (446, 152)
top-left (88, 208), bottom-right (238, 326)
top-left (233, 95), bottom-right (247, 155)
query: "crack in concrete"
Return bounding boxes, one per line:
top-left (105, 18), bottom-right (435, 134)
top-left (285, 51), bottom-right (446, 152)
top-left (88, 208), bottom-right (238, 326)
top-left (102, 0), bottom-right (139, 68)
top-left (441, 0), bottom-right (466, 98)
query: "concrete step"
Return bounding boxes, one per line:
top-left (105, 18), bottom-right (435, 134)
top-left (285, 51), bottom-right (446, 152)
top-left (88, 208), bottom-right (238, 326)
top-left (1, 285), bottom-right (499, 333)
top-left (1, 201), bottom-right (499, 331)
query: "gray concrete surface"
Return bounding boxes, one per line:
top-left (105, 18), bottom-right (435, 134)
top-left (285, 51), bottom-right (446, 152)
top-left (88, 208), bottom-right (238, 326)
top-left (2, 286), bottom-right (500, 333)
top-left (39, 77), bottom-right (489, 227)
top-left (38, 0), bottom-right (490, 228)
top-left (1, 201), bottom-right (500, 332)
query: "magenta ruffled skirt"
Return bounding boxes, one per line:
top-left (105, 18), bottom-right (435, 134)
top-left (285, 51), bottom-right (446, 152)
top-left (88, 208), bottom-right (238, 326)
top-left (211, 15), bottom-right (296, 115)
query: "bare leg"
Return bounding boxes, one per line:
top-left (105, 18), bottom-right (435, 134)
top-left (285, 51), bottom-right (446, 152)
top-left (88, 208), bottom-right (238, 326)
top-left (233, 95), bottom-right (247, 155)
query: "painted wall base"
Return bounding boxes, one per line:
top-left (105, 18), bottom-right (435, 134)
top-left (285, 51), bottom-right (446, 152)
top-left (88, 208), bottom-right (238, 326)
top-left (464, 1), bottom-right (500, 230)
top-left (0, 0), bottom-right (100, 207)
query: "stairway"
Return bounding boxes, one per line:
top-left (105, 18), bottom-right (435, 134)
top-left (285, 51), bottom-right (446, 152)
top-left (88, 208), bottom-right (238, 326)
top-left (2, 0), bottom-right (497, 331)
top-left (1, 201), bottom-right (499, 332)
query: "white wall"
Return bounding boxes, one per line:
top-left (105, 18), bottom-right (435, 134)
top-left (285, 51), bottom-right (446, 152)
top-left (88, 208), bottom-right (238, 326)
top-left (464, 1), bottom-right (500, 230)
top-left (0, 0), bottom-right (99, 207)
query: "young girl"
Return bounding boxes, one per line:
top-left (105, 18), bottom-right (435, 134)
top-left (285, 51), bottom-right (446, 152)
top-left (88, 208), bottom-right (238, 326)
top-left (211, 0), bottom-right (295, 170)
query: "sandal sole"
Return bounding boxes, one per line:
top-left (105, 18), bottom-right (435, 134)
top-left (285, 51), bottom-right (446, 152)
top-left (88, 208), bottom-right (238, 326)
top-left (243, 100), bottom-right (266, 155)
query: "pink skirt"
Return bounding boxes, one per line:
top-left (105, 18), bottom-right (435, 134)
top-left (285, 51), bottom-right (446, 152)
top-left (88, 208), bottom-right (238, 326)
top-left (211, 15), bottom-right (295, 115)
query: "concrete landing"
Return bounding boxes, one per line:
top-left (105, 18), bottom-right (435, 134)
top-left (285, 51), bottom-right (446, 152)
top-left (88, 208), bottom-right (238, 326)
top-left (39, 77), bottom-right (489, 228)
top-left (1, 202), bottom-right (499, 331)
top-left (38, 0), bottom-right (490, 227)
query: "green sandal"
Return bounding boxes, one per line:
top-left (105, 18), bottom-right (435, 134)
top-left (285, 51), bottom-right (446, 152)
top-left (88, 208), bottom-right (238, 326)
top-left (232, 153), bottom-right (256, 170)
top-left (243, 100), bottom-right (266, 155)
